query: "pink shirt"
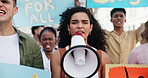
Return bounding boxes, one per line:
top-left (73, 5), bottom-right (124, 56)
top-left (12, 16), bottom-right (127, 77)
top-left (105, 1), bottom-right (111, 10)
top-left (128, 43), bottom-right (148, 64)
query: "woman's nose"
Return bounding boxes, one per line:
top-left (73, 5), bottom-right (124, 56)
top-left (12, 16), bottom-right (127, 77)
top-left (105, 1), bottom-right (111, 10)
top-left (77, 23), bottom-right (83, 28)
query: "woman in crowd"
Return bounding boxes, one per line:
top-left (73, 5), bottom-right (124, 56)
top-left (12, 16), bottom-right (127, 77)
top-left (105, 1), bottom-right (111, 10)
top-left (39, 27), bottom-right (57, 71)
top-left (51, 7), bottom-right (110, 78)
top-left (128, 20), bottom-right (148, 64)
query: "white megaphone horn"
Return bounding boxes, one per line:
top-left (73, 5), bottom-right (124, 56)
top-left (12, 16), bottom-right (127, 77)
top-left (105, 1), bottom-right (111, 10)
top-left (61, 33), bottom-right (100, 78)
top-left (71, 33), bottom-right (86, 66)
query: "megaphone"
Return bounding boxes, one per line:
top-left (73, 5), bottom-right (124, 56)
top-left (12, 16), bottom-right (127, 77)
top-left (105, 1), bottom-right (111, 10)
top-left (61, 33), bottom-right (100, 78)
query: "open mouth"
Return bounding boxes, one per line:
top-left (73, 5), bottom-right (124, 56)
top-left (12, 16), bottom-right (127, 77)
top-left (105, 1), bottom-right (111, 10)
top-left (0, 10), bottom-right (6, 15)
top-left (116, 21), bottom-right (123, 25)
top-left (45, 45), bottom-right (51, 49)
top-left (77, 31), bottom-right (84, 34)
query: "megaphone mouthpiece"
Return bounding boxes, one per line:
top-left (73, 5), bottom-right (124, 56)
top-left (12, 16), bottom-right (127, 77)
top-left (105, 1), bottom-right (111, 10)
top-left (72, 33), bottom-right (83, 37)
top-left (71, 33), bottom-right (85, 47)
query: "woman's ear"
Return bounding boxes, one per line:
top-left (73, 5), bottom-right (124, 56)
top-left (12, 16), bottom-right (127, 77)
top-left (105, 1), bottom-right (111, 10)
top-left (67, 24), bottom-right (70, 32)
top-left (89, 24), bottom-right (93, 32)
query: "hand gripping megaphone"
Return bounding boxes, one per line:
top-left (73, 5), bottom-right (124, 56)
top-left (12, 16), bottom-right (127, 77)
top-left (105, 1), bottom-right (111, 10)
top-left (61, 33), bottom-right (100, 78)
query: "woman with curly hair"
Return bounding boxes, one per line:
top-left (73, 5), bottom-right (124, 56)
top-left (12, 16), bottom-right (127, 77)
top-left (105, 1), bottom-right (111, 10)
top-left (51, 7), bottom-right (110, 78)
top-left (128, 21), bottom-right (148, 64)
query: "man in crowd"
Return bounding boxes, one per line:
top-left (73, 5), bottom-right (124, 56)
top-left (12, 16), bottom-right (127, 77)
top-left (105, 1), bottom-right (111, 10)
top-left (105, 8), bottom-right (144, 64)
top-left (0, 0), bottom-right (43, 69)
top-left (31, 25), bottom-right (45, 48)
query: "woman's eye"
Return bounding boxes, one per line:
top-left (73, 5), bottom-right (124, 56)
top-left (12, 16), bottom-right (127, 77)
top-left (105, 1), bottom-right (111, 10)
top-left (71, 22), bottom-right (78, 24)
top-left (83, 22), bottom-right (88, 24)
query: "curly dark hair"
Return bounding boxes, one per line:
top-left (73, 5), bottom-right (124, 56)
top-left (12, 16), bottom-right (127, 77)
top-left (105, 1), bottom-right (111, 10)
top-left (141, 21), bottom-right (148, 43)
top-left (58, 7), bottom-right (107, 52)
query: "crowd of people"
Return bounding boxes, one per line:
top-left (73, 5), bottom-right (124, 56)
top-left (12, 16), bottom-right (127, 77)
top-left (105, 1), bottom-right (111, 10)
top-left (0, 0), bottom-right (147, 78)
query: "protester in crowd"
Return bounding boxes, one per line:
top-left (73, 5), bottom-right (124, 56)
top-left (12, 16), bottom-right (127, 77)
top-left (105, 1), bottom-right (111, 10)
top-left (105, 8), bottom-right (144, 64)
top-left (75, 0), bottom-right (81, 6)
top-left (128, 20), bottom-right (148, 64)
top-left (51, 7), bottom-right (110, 78)
top-left (74, 0), bottom-right (93, 13)
top-left (0, 0), bottom-right (43, 69)
top-left (39, 27), bottom-right (57, 71)
top-left (31, 25), bottom-right (45, 48)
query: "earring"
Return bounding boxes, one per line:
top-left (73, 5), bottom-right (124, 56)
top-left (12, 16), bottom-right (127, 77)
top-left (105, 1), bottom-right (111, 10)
top-left (89, 32), bottom-right (91, 35)
top-left (69, 32), bottom-right (71, 35)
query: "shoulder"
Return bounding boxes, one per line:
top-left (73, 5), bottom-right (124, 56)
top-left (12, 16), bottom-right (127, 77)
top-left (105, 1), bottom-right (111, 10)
top-left (131, 43), bottom-right (148, 54)
top-left (97, 50), bottom-right (108, 57)
top-left (16, 28), bottom-right (41, 53)
top-left (51, 50), bottom-right (61, 65)
top-left (97, 50), bottom-right (110, 64)
top-left (16, 28), bottom-right (37, 44)
top-left (52, 50), bottom-right (60, 56)
top-left (102, 51), bottom-right (109, 58)
top-left (103, 29), bottom-right (111, 37)
top-left (51, 50), bottom-right (61, 61)
top-left (102, 51), bottom-right (110, 63)
top-left (19, 32), bottom-right (35, 42)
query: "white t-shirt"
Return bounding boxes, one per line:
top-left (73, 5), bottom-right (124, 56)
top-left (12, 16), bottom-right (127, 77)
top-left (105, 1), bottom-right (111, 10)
top-left (41, 49), bottom-right (51, 72)
top-left (0, 33), bottom-right (20, 65)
